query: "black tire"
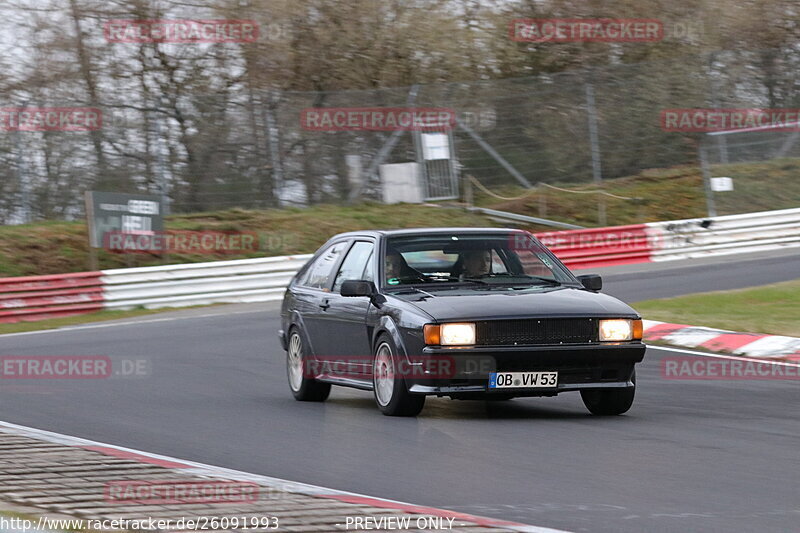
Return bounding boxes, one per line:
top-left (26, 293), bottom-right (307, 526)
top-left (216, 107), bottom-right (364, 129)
top-left (286, 329), bottom-right (330, 402)
top-left (372, 335), bottom-right (425, 417)
top-left (580, 369), bottom-right (636, 416)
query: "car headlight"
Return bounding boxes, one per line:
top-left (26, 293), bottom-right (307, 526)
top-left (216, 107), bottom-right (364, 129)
top-left (599, 319), bottom-right (643, 341)
top-left (424, 323), bottom-right (475, 345)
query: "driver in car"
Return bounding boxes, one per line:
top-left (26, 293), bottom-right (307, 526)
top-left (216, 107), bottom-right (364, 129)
top-left (385, 249), bottom-right (426, 284)
top-left (385, 250), bottom-right (405, 281)
top-left (460, 249), bottom-right (491, 279)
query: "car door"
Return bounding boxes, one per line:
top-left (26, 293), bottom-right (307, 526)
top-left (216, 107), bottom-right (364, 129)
top-left (319, 240), bottom-right (376, 378)
top-left (293, 240), bottom-right (350, 360)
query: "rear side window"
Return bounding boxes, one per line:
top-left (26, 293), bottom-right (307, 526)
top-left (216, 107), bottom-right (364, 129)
top-left (333, 241), bottom-right (374, 292)
top-left (299, 242), bottom-right (348, 289)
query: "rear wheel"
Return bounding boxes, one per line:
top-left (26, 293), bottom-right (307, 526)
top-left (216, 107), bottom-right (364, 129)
top-left (373, 336), bottom-right (425, 417)
top-left (581, 369), bottom-right (636, 415)
top-left (286, 329), bottom-right (330, 402)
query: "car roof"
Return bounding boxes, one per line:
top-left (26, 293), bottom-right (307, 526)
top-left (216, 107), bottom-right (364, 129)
top-left (331, 227), bottom-right (522, 240)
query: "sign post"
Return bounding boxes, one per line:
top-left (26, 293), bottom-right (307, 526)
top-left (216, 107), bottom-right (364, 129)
top-left (85, 192), bottom-right (164, 269)
top-left (710, 177), bottom-right (734, 192)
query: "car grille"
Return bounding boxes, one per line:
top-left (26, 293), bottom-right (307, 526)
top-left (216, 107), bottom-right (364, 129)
top-left (475, 318), bottom-right (597, 346)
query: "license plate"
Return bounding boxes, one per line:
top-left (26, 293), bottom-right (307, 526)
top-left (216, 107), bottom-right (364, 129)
top-left (489, 371), bottom-right (558, 389)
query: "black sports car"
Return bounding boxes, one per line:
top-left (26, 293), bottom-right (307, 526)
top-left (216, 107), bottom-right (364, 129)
top-left (279, 228), bottom-right (646, 416)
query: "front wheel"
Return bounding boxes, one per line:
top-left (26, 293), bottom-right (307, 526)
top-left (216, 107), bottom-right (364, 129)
top-left (286, 330), bottom-right (330, 402)
top-left (580, 370), bottom-right (635, 416)
top-left (373, 336), bottom-right (425, 417)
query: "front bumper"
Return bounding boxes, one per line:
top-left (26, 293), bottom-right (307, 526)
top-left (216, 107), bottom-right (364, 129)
top-left (409, 379), bottom-right (634, 396)
top-left (405, 342), bottom-right (645, 397)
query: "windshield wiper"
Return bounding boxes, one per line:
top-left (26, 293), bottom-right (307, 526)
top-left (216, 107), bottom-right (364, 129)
top-left (413, 275), bottom-right (491, 285)
top-left (386, 286), bottom-right (436, 298)
top-left (386, 286), bottom-right (422, 293)
top-left (385, 275), bottom-right (428, 286)
top-left (467, 273), bottom-right (561, 286)
top-left (458, 277), bottom-right (493, 285)
top-left (521, 275), bottom-right (561, 286)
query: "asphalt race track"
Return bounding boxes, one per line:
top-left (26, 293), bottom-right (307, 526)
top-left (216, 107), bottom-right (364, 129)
top-left (0, 250), bottom-right (798, 533)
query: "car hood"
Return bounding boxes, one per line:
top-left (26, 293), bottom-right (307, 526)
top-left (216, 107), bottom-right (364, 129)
top-left (391, 286), bottom-right (639, 321)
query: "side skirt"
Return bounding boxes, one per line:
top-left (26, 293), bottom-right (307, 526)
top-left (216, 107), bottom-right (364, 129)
top-left (317, 375), bottom-right (374, 391)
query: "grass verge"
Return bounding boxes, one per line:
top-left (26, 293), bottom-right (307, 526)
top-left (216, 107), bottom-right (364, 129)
top-left (634, 279), bottom-right (800, 337)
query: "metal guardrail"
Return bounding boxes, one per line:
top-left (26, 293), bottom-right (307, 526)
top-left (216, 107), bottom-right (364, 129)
top-left (102, 255), bottom-right (312, 310)
top-left (648, 207), bottom-right (800, 261)
top-left (0, 208), bottom-right (798, 323)
top-left (536, 224), bottom-right (652, 269)
top-left (467, 206), bottom-right (584, 230)
top-left (0, 272), bottom-right (104, 324)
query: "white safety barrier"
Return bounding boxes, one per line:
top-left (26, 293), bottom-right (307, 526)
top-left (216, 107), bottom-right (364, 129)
top-left (647, 207), bottom-right (800, 261)
top-left (102, 255), bottom-right (312, 310)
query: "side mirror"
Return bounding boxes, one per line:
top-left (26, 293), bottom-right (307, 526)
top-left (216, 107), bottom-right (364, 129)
top-left (340, 280), bottom-right (374, 297)
top-left (577, 274), bottom-right (602, 292)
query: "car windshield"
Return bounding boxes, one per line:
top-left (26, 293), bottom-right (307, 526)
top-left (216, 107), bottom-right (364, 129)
top-left (383, 232), bottom-right (577, 288)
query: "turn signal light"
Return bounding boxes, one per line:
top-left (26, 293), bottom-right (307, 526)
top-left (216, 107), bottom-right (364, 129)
top-left (632, 319), bottom-right (643, 341)
top-left (424, 324), bottom-right (441, 345)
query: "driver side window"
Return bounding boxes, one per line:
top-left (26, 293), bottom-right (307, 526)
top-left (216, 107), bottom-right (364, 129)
top-left (333, 241), bottom-right (374, 293)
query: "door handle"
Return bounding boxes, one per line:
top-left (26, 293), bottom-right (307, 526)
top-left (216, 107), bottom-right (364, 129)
top-left (319, 299), bottom-right (331, 310)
